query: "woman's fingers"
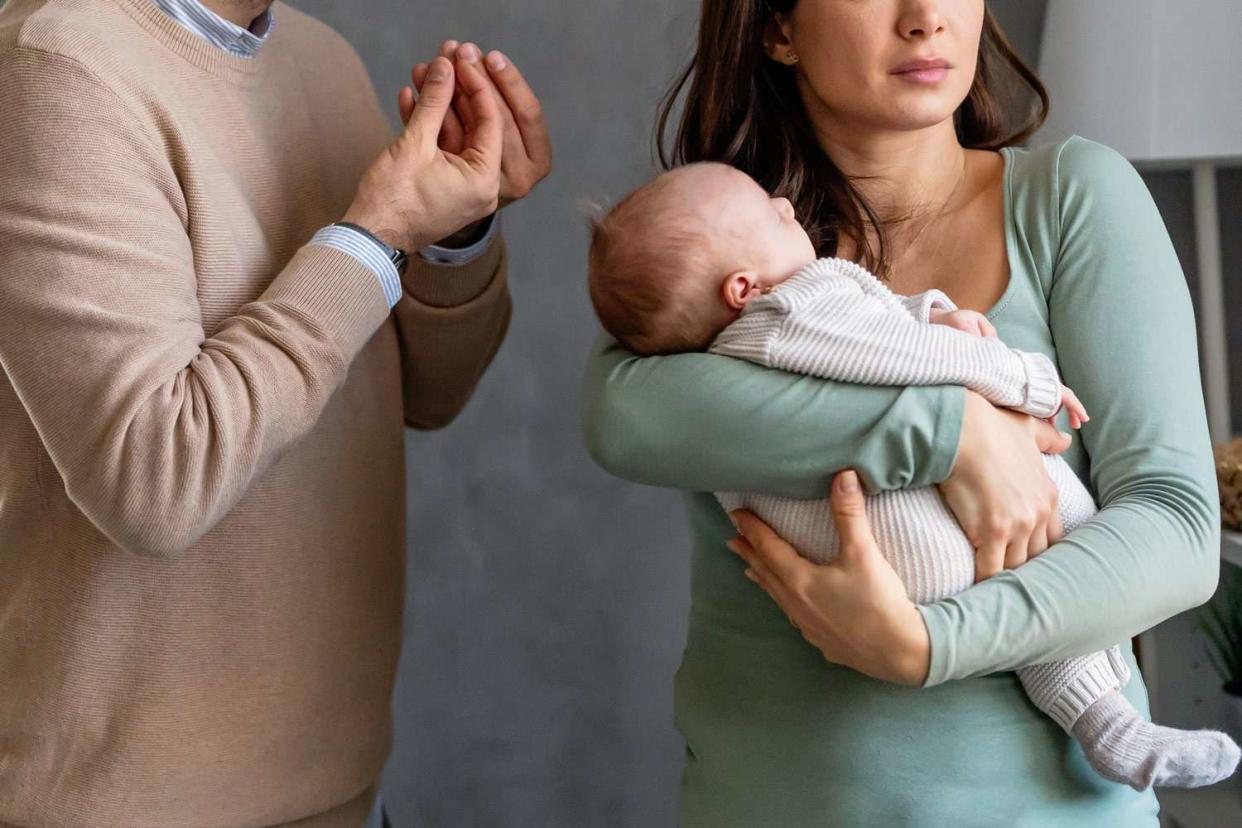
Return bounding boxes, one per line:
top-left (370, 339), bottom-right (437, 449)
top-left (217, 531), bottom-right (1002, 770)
top-left (485, 50), bottom-right (552, 170)
top-left (1031, 418), bottom-right (1072, 455)
top-left (730, 509), bottom-right (806, 588)
top-left (1046, 504), bottom-right (1065, 544)
top-left (1003, 533), bottom-right (1029, 571)
top-left (974, 541), bottom-right (1004, 582)
top-left (727, 532), bottom-right (801, 622)
top-left (827, 470), bottom-right (874, 564)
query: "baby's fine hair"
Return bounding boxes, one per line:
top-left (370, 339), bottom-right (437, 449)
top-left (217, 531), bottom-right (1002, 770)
top-left (587, 165), bottom-right (730, 355)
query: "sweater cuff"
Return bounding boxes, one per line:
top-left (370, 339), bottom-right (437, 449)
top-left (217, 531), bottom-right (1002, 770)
top-left (404, 231), bottom-right (504, 308)
top-left (907, 288), bottom-right (958, 323)
top-left (1017, 350), bottom-right (1063, 419)
top-left (262, 243), bottom-right (391, 363)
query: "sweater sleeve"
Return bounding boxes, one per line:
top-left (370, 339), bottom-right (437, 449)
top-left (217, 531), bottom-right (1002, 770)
top-left (916, 137), bottom-right (1221, 685)
top-left (344, 47), bottom-right (513, 431)
top-left (709, 261), bottom-right (1063, 419)
top-left (0, 49), bottom-right (392, 558)
top-left (393, 239), bottom-right (512, 429)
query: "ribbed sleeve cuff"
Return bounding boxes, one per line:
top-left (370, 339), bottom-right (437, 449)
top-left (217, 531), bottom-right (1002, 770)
top-left (404, 232), bottom-right (505, 309)
top-left (916, 602), bottom-right (954, 687)
top-left (1043, 654), bottom-right (1131, 731)
top-left (262, 243), bottom-right (391, 362)
top-left (1017, 350), bottom-right (1063, 419)
top-left (925, 384), bottom-right (967, 487)
top-left (906, 288), bottom-right (958, 323)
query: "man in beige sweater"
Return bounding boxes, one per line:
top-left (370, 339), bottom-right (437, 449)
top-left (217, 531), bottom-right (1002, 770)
top-left (0, 0), bottom-right (550, 825)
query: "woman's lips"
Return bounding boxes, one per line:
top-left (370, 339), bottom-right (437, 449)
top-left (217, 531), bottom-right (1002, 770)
top-left (891, 58), bottom-right (951, 84)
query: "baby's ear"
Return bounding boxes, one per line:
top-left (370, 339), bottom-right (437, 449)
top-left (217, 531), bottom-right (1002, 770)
top-left (722, 271), bottom-right (761, 310)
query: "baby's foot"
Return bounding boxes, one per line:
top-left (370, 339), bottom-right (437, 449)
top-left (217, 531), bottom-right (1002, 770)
top-left (1071, 691), bottom-right (1241, 790)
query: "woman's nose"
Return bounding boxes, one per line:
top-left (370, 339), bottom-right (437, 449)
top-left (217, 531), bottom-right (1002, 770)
top-left (897, 0), bottom-right (946, 39)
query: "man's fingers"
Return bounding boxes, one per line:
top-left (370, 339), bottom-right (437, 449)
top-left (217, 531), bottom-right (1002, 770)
top-left (413, 62), bottom-right (465, 150)
top-left (405, 57), bottom-right (455, 144)
top-left (452, 50), bottom-right (502, 170)
top-left (484, 50), bottom-right (552, 168)
top-left (398, 85), bottom-right (415, 127)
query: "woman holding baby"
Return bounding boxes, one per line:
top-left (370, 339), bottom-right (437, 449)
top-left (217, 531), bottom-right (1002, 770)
top-left (582, 0), bottom-right (1219, 825)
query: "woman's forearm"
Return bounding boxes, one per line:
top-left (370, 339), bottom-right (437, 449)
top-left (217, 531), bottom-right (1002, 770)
top-left (916, 137), bottom-right (1220, 686)
top-left (581, 332), bottom-right (965, 498)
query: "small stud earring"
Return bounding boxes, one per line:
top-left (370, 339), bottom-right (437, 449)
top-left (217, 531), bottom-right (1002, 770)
top-left (786, 53), bottom-right (799, 65)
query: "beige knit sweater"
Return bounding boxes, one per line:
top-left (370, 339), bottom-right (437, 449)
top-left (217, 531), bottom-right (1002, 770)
top-left (0, 1), bottom-right (511, 825)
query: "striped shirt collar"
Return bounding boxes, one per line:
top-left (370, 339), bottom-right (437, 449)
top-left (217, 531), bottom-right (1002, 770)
top-left (149, 0), bottom-right (275, 59)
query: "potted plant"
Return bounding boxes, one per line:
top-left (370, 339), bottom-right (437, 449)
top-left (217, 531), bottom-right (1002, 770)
top-left (1196, 568), bottom-right (1242, 743)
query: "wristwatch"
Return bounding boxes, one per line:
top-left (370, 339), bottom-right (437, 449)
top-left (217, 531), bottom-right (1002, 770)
top-left (330, 221), bottom-right (409, 275)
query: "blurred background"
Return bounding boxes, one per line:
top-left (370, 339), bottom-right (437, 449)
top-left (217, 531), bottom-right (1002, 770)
top-left (290, 1), bottom-right (1241, 825)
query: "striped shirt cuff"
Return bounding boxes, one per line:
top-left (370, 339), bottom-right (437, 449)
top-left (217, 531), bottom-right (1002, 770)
top-left (308, 225), bottom-right (402, 310)
top-left (417, 213), bottom-right (499, 266)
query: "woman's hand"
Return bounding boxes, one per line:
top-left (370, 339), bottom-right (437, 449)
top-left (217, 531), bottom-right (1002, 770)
top-left (939, 390), bottom-right (1073, 583)
top-left (728, 470), bottom-right (931, 686)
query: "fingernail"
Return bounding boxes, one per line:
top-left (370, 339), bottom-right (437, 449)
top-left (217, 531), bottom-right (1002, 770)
top-left (744, 569), bottom-right (758, 582)
top-left (726, 538), bottom-right (741, 555)
top-left (487, 50), bottom-right (508, 70)
top-left (427, 60), bottom-right (450, 82)
top-left (1060, 431), bottom-right (1072, 441)
top-left (837, 470), bottom-right (859, 493)
top-left (459, 43), bottom-right (481, 62)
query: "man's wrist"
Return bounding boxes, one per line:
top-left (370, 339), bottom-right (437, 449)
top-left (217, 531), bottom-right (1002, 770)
top-left (432, 215), bottom-right (494, 249)
top-left (339, 208), bottom-right (406, 250)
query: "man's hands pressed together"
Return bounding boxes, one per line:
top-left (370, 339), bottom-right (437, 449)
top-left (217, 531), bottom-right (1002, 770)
top-left (405, 41), bottom-right (552, 218)
top-left (343, 52), bottom-right (502, 252)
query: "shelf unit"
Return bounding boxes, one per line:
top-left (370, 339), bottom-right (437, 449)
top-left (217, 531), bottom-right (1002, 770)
top-left (1223, 530), bottom-right (1242, 570)
top-left (1156, 530), bottom-right (1242, 826)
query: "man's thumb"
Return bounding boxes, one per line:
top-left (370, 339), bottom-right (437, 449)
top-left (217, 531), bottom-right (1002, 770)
top-left (829, 470), bottom-right (871, 559)
top-left (405, 57), bottom-right (454, 141)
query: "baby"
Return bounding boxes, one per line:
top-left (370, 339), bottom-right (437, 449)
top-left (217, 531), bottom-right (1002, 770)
top-left (587, 162), bottom-right (1240, 791)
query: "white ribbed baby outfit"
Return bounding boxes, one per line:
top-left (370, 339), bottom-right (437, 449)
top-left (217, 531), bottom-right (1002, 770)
top-left (710, 257), bottom-right (1128, 732)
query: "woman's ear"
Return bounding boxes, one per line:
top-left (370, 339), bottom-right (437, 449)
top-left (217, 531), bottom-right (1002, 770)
top-left (723, 271), bottom-right (762, 310)
top-left (762, 13), bottom-right (798, 65)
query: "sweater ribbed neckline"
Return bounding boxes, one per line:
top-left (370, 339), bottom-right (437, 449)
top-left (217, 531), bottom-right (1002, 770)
top-left (109, 0), bottom-right (275, 86)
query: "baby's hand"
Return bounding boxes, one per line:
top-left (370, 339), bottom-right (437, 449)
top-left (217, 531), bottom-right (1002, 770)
top-left (929, 308), bottom-right (998, 339)
top-left (1058, 386), bottom-right (1090, 429)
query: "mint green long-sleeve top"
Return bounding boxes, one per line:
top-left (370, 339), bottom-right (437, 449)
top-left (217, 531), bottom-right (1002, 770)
top-left (581, 136), bottom-right (1220, 827)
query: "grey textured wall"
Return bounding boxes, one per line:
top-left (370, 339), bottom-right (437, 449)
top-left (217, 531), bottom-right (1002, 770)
top-left (289, 2), bottom-right (700, 825)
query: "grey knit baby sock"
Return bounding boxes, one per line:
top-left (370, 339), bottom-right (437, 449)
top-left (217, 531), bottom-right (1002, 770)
top-left (1071, 691), bottom-right (1241, 790)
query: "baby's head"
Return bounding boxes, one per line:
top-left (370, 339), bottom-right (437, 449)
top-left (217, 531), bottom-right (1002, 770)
top-left (588, 162), bottom-right (816, 355)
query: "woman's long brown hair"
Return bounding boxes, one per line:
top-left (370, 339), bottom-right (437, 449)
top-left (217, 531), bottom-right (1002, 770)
top-left (655, 1), bottom-right (1049, 275)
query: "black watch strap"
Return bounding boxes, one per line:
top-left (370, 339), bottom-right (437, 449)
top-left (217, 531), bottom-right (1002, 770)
top-left (330, 221), bottom-right (409, 274)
